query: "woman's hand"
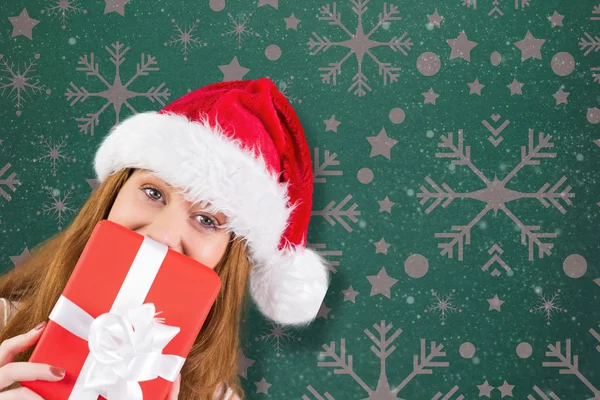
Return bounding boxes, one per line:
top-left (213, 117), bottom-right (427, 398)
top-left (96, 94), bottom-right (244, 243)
top-left (0, 322), bottom-right (65, 399)
top-left (166, 374), bottom-right (181, 400)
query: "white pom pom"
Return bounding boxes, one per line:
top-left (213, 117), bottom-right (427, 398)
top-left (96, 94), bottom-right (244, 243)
top-left (249, 246), bottom-right (330, 326)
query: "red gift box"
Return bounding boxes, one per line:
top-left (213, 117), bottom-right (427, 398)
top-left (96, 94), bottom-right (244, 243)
top-left (21, 220), bottom-right (222, 400)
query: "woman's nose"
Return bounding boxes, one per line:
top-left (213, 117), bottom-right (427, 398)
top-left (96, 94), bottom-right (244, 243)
top-left (142, 209), bottom-right (185, 253)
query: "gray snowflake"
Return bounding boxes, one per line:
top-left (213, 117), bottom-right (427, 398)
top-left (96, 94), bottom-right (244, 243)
top-left (425, 289), bottom-right (462, 325)
top-left (0, 140), bottom-right (20, 202)
top-left (164, 18), bottom-right (207, 61)
top-left (41, 0), bottom-right (87, 29)
top-left (65, 41), bottom-right (170, 136)
top-left (540, 335), bottom-right (600, 398)
top-left (221, 12), bottom-right (259, 49)
top-left (461, 0), bottom-right (531, 18)
top-left (304, 320), bottom-right (461, 399)
top-left (308, 0), bottom-right (413, 96)
top-left (272, 76), bottom-right (301, 104)
top-left (33, 135), bottom-right (76, 177)
top-left (418, 129), bottom-right (574, 262)
top-left (37, 185), bottom-right (78, 230)
top-left (529, 288), bottom-right (568, 325)
top-left (0, 54), bottom-right (51, 116)
top-left (255, 321), bottom-right (301, 357)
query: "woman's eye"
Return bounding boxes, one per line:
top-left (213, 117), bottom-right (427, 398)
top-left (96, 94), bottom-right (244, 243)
top-left (143, 187), bottom-right (163, 201)
top-left (195, 215), bottom-right (216, 229)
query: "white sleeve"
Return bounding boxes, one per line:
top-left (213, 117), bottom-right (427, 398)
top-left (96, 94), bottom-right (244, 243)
top-left (224, 387), bottom-right (241, 400)
top-left (0, 298), bottom-right (8, 329)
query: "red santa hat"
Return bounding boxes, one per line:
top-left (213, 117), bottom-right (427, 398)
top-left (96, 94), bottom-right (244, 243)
top-left (94, 78), bottom-right (330, 326)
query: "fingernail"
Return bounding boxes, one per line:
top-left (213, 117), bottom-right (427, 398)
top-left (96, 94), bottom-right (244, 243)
top-left (33, 321), bottom-right (46, 331)
top-left (50, 366), bottom-right (65, 378)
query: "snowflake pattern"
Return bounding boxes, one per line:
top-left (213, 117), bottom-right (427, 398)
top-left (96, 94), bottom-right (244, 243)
top-left (33, 135), bottom-right (76, 177)
top-left (541, 333), bottom-right (600, 398)
top-left (0, 54), bottom-right (51, 116)
top-left (307, 242), bottom-right (342, 273)
top-left (41, 0), bottom-right (87, 29)
top-left (425, 289), bottom-right (463, 325)
top-left (312, 147), bottom-right (343, 184)
top-left (221, 12), bottom-right (259, 49)
top-left (579, 32), bottom-right (600, 56)
top-left (590, 324), bottom-right (600, 352)
top-left (592, 66), bottom-right (600, 83)
top-left (37, 185), bottom-right (78, 230)
top-left (308, 0), bottom-right (413, 97)
top-left (591, 4), bottom-right (600, 21)
top-left (417, 129), bottom-right (574, 262)
top-left (303, 320), bottom-right (462, 399)
top-left (461, 0), bottom-right (531, 19)
top-left (0, 140), bottom-right (20, 202)
top-left (312, 194), bottom-right (361, 233)
top-left (529, 288), bottom-right (568, 325)
top-left (65, 42), bottom-right (170, 136)
top-left (164, 19), bottom-right (207, 61)
top-left (255, 321), bottom-right (301, 357)
top-left (272, 76), bottom-right (302, 104)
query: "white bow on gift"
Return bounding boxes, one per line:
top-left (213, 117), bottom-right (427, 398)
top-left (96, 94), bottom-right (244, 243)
top-left (50, 296), bottom-right (185, 400)
top-left (85, 303), bottom-right (182, 399)
top-left (48, 237), bottom-right (186, 400)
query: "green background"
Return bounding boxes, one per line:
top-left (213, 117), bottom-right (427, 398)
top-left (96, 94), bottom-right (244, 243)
top-left (1, 0), bottom-right (599, 398)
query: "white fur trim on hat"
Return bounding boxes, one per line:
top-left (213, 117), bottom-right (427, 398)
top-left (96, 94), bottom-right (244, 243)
top-left (95, 111), bottom-right (290, 263)
top-left (94, 111), bottom-right (330, 325)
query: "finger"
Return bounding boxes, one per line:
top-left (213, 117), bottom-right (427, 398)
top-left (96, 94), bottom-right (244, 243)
top-left (166, 374), bottom-right (181, 400)
top-left (0, 322), bottom-right (46, 366)
top-left (0, 362), bottom-right (64, 390)
top-left (0, 386), bottom-right (45, 400)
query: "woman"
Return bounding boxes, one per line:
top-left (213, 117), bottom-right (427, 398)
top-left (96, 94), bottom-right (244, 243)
top-left (0, 78), bottom-right (330, 399)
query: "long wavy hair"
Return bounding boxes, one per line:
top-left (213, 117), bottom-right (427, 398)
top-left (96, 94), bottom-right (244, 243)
top-left (0, 168), bottom-right (249, 399)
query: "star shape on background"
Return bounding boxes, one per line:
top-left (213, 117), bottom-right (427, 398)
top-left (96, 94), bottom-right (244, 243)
top-left (104, 0), bottom-right (131, 16)
top-left (498, 380), bottom-right (515, 397)
top-left (317, 302), bottom-right (331, 319)
top-left (237, 349), bottom-right (255, 379)
top-left (254, 377), bottom-right (272, 394)
top-left (488, 295), bottom-right (504, 311)
top-left (553, 87), bottom-right (569, 104)
top-left (447, 31), bottom-right (478, 62)
top-left (366, 267), bottom-right (398, 298)
top-left (258, 0), bottom-right (278, 9)
top-left (477, 380), bottom-right (494, 398)
top-left (366, 128), bottom-right (398, 159)
top-left (468, 78), bottom-right (485, 95)
top-left (324, 115), bottom-right (341, 132)
top-left (423, 88), bottom-right (439, 104)
top-left (8, 8), bottom-right (39, 40)
top-left (548, 11), bottom-right (564, 28)
top-left (507, 78), bottom-right (524, 96)
top-left (219, 57), bottom-right (250, 81)
top-left (10, 248), bottom-right (31, 266)
top-left (378, 196), bottom-right (395, 213)
top-left (427, 10), bottom-right (444, 28)
top-left (86, 178), bottom-right (100, 193)
top-left (374, 238), bottom-right (390, 255)
top-left (284, 13), bottom-right (300, 30)
top-left (342, 285), bottom-right (359, 303)
top-left (514, 30), bottom-right (546, 61)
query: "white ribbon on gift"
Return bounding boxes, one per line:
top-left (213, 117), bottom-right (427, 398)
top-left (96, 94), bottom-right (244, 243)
top-left (48, 237), bottom-right (186, 400)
